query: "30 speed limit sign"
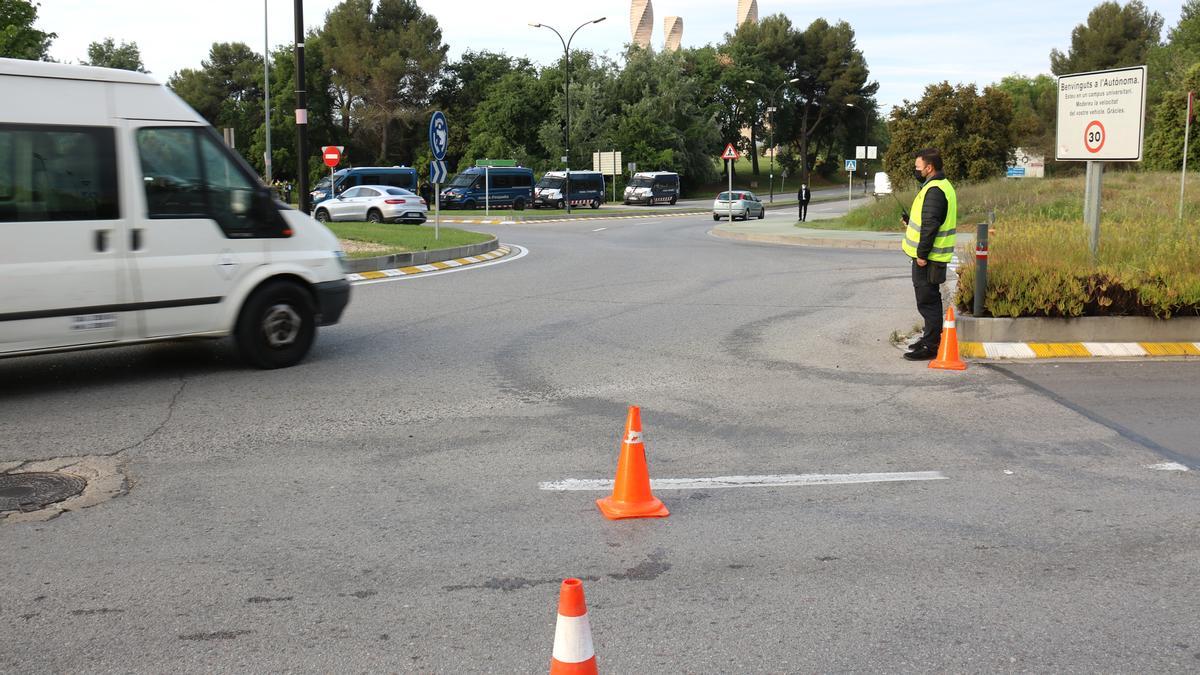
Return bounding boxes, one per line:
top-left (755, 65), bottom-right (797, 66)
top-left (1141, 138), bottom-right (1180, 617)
top-left (1056, 65), bottom-right (1145, 161)
top-left (1084, 120), bottom-right (1106, 154)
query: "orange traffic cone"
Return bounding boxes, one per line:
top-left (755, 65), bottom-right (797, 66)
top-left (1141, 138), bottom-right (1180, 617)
top-left (596, 406), bottom-right (669, 520)
top-left (929, 306), bottom-right (967, 371)
top-left (550, 578), bottom-right (598, 675)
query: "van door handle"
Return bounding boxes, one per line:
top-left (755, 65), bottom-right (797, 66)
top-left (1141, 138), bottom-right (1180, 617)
top-left (93, 229), bottom-right (110, 252)
top-left (131, 228), bottom-right (143, 251)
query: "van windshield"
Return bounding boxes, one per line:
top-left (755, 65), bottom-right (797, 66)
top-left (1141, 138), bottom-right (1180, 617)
top-left (314, 176), bottom-right (332, 190)
top-left (448, 173), bottom-right (477, 187)
top-left (537, 177), bottom-right (564, 189)
top-left (629, 176), bottom-right (654, 188)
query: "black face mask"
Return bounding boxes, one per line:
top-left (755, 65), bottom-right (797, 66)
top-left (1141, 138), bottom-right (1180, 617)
top-left (913, 169), bottom-right (926, 183)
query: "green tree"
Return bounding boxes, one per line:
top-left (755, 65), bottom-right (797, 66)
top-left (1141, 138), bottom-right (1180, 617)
top-left (462, 67), bottom-right (549, 165)
top-left (884, 82), bottom-right (1015, 184)
top-left (167, 43), bottom-right (264, 167)
top-left (1050, 1), bottom-right (1163, 75)
top-left (605, 48), bottom-right (721, 186)
top-left (436, 51), bottom-right (533, 170)
top-left (720, 14), bottom-right (797, 175)
top-left (84, 37), bottom-right (145, 72)
top-left (0, 0), bottom-right (54, 60)
top-left (994, 74), bottom-right (1056, 160)
top-left (1146, 0), bottom-right (1200, 114)
top-left (1145, 63), bottom-right (1200, 170)
top-left (323, 0), bottom-right (448, 164)
top-left (248, 35), bottom-right (340, 184)
top-left (790, 18), bottom-right (879, 183)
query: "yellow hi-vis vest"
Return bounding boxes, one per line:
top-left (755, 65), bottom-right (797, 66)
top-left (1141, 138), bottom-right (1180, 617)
top-left (902, 178), bottom-right (957, 263)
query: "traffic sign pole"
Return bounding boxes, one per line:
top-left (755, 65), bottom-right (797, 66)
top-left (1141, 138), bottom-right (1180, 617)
top-left (429, 112), bottom-right (449, 240)
top-left (1181, 91), bottom-right (1194, 222)
top-left (728, 159), bottom-right (733, 222)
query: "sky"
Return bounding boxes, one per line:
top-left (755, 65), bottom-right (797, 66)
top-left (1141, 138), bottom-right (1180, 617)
top-left (37, 0), bottom-right (1186, 110)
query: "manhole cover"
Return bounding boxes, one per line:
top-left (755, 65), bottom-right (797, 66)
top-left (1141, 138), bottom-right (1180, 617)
top-left (0, 472), bottom-right (87, 512)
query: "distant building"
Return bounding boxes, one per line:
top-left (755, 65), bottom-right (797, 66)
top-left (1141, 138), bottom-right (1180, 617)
top-left (664, 16), bottom-right (683, 52)
top-left (737, 0), bottom-right (758, 26)
top-left (631, 0), bottom-right (654, 49)
top-left (1007, 148), bottom-right (1046, 178)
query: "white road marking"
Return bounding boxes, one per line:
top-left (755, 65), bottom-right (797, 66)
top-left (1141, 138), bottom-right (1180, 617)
top-left (538, 471), bottom-right (948, 491)
top-left (1083, 342), bottom-right (1148, 357)
top-left (1146, 462), bottom-right (1190, 471)
top-left (592, 227), bottom-right (607, 232)
top-left (351, 245), bottom-right (529, 286)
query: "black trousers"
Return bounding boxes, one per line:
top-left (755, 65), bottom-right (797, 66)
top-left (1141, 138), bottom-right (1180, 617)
top-left (912, 259), bottom-right (947, 349)
top-left (798, 202), bottom-right (809, 221)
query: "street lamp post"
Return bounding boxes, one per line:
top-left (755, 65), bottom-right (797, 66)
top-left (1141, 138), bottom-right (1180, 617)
top-left (530, 17), bottom-right (606, 215)
top-left (746, 78), bottom-right (799, 203)
top-left (847, 102), bottom-right (870, 195)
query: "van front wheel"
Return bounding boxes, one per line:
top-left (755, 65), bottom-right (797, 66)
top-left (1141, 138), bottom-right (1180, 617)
top-left (235, 280), bottom-right (317, 369)
top-left (590, 200), bottom-right (601, 209)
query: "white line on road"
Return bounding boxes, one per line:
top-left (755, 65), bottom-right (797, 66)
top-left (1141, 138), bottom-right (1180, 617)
top-left (538, 471), bottom-right (948, 491)
top-left (352, 245), bottom-right (529, 287)
top-left (592, 227), bottom-right (607, 232)
top-left (1146, 462), bottom-right (1190, 471)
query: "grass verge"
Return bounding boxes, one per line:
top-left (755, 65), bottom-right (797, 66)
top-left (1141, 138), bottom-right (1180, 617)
top-left (930, 172), bottom-right (1200, 318)
top-left (326, 222), bottom-right (493, 259)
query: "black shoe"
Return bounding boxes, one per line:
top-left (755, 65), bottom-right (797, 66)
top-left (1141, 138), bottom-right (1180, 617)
top-left (903, 345), bottom-right (937, 361)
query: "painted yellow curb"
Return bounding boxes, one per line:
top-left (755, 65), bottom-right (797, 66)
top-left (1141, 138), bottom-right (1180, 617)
top-left (959, 341), bottom-right (1200, 359)
top-left (346, 245), bottom-right (511, 282)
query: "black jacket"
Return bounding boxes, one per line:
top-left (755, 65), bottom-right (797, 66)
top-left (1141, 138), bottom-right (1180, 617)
top-left (917, 172), bottom-right (949, 261)
top-left (798, 187), bottom-right (811, 203)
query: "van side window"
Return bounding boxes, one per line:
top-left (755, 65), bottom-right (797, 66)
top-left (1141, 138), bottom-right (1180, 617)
top-left (0, 124), bottom-right (120, 222)
top-left (137, 127), bottom-right (269, 237)
top-left (137, 128), bottom-right (208, 219)
top-left (516, 173), bottom-right (532, 188)
top-left (198, 133), bottom-right (260, 235)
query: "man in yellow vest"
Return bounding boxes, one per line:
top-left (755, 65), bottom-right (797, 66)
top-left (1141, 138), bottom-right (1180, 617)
top-left (901, 148), bottom-right (957, 361)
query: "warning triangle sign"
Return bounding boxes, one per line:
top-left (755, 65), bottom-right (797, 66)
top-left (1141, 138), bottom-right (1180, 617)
top-left (721, 143), bottom-right (740, 161)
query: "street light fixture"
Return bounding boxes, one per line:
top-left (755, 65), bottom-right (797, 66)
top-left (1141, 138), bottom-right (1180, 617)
top-left (746, 78), bottom-right (801, 203)
top-left (530, 17), bottom-right (606, 215)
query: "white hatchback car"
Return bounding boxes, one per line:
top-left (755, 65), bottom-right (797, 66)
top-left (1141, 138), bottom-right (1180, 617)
top-left (712, 190), bottom-right (766, 221)
top-left (313, 185), bottom-right (427, 224)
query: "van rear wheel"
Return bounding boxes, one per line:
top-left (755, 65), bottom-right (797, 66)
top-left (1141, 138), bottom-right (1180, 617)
top-left (235, 280), bottom-right (317, 369)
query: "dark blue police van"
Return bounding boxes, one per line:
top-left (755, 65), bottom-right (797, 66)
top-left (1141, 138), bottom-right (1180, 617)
top-left (310, 166), bottom-right (418, 204)
top-left (533, 171), bottom-right (606, 209)
top-left (440, 166), bottom-right (534, 209)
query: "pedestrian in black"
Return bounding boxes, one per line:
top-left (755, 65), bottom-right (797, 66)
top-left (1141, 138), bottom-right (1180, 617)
top-left (797, 183), bottom-right (811, 222)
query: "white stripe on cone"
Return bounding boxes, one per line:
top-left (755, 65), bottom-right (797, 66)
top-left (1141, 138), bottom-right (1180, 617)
top-left (551, 614), bottom-right (595, 663)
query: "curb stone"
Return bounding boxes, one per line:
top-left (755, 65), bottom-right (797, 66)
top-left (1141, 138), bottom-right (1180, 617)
top-left (344, 238), bottom-right (499, 274)
top-left (347, 245), bottom-right (512, 282)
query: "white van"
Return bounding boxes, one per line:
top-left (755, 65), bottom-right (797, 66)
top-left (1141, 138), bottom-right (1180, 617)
top-left (0, 59), bottom-right (350, 369)
top-left (873, 171), bottom-right (893, 196)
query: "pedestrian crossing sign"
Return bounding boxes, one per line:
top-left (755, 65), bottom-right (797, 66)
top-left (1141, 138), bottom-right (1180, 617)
top-left (845, 159), bottom-right (857, 172)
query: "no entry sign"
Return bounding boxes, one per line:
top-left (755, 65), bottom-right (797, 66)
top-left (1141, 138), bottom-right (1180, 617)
top-left (1056, 66), bottom-right (1146, 162)
top-left (322, 145), bottom-right (343, 168)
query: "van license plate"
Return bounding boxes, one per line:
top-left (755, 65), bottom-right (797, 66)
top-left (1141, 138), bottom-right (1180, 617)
top-left (72, 314), bottom-right (117, 331)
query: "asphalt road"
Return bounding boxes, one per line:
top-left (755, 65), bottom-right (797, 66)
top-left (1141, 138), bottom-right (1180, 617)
top-left (1, 204), bottom-right (1197, 673)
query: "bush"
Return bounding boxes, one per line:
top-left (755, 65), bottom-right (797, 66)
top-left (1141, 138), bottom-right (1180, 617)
top-left (820, 171), bottom-right (1200, 318)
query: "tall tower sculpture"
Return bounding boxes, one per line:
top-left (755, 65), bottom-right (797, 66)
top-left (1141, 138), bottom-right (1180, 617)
top-left (663, 16), bottom-right (683, 52)
top-left (631, 0), bottom-right (654, 49)
top-left (737, 0), bottom-right (758, 26)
